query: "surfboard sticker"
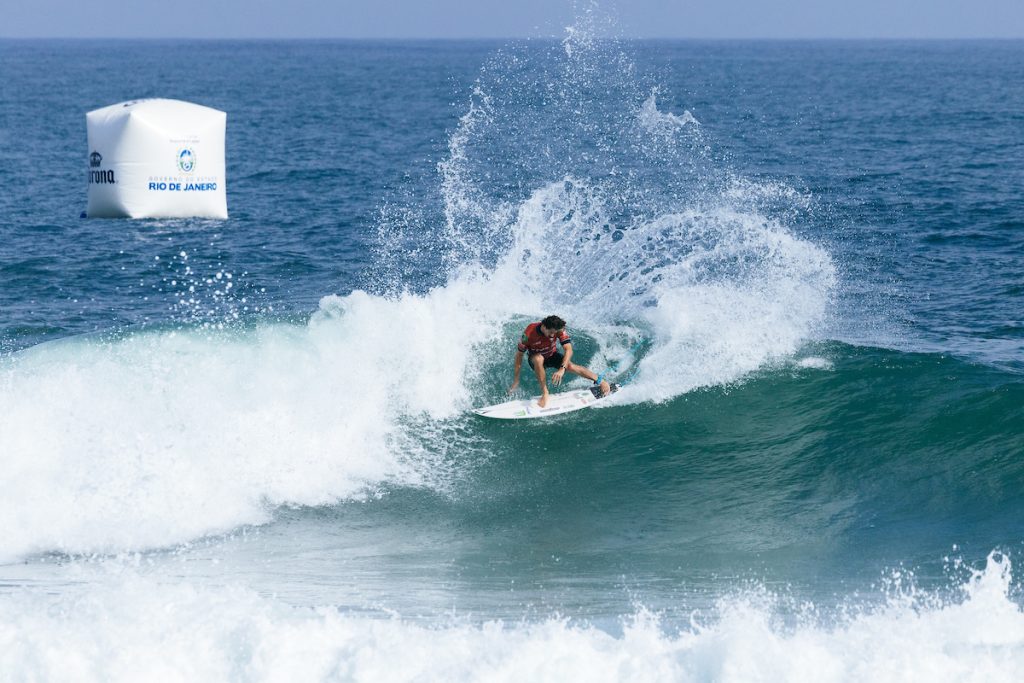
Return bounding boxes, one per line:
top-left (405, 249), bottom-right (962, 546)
top-left (473, 383), bottom-right (619, 420)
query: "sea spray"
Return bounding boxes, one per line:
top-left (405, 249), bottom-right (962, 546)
top-left (378, 12), bottom-right (835, 402)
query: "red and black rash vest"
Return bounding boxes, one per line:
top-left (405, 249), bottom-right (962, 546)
top-left (517, 322), bottom-right (572, 358)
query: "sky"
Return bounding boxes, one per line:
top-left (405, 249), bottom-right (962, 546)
top-left (2, 0), bottom-right (1023, 39)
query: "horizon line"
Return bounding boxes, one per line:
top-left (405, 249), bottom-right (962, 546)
top-left (3, 35), bottom-right (1023, 42)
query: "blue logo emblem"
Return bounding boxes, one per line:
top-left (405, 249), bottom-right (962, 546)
top-left (177, 148), bottom-right (196, 173)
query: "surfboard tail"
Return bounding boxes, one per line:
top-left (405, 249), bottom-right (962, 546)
top-left (588, 382), bottom-right (619, 399)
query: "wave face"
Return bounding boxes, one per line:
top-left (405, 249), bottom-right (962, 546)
top-left (3, 334), bottom-right (1022, 573)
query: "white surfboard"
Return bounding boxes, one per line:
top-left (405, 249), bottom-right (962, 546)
top-left (473, 383), bottom-right (619, 420)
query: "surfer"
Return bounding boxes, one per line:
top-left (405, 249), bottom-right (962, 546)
top-left (508, 315), bottom-right (611, 408)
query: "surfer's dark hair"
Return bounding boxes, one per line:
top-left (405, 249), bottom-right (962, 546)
top-left (541, 315), bottom-right (566, 330)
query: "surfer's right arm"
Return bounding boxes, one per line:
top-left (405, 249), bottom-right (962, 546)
top-left (509, 350), bottom-right (524, 393)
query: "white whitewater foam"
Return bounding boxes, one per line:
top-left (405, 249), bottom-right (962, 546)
top-left (1, 552), bottom-right (1021, 682)
top-left (0, 280), bottom-right (526, 561)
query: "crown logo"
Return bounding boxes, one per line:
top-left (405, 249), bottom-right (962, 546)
top-left (89, 151), bottom-right (102, 168)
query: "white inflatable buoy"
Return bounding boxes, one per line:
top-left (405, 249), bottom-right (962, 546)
top-left (86, 99), bottom-right (227, 219)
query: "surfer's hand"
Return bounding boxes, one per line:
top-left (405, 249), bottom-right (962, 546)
top-left (552, 368), bottom-right (565, 385)
top-left (508, 380), bottom-right (519, 394)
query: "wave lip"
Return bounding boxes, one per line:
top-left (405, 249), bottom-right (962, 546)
top-left (0, 288), bottom-right (504, 561)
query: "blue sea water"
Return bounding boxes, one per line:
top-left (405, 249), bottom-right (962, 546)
top-left (1, 28), bottom-right (1024, 681)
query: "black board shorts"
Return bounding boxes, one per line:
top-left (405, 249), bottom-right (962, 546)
top-left (529, 351), bottom-right (565, 370)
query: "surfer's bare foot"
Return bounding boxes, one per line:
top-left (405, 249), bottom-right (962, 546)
top-left (600, 380), bottom-right (611, 396)
top-left (538, 394), bottom-right (549, 408)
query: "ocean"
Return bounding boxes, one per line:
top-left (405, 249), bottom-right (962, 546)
top-left (1, 29), bottom-right (1023, 681)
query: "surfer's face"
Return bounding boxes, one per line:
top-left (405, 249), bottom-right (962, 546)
top-left (541, 325), bottom-right (560, 338)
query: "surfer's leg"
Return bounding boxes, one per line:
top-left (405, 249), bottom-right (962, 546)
top-left (530, 354), bottom-right (547, 384)
top-left (565, 362), bottom-right (596, 381)
top-left (566, 363), bottom-right (611, 395)
top-left (530, 354), bottom-right (550, 407)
